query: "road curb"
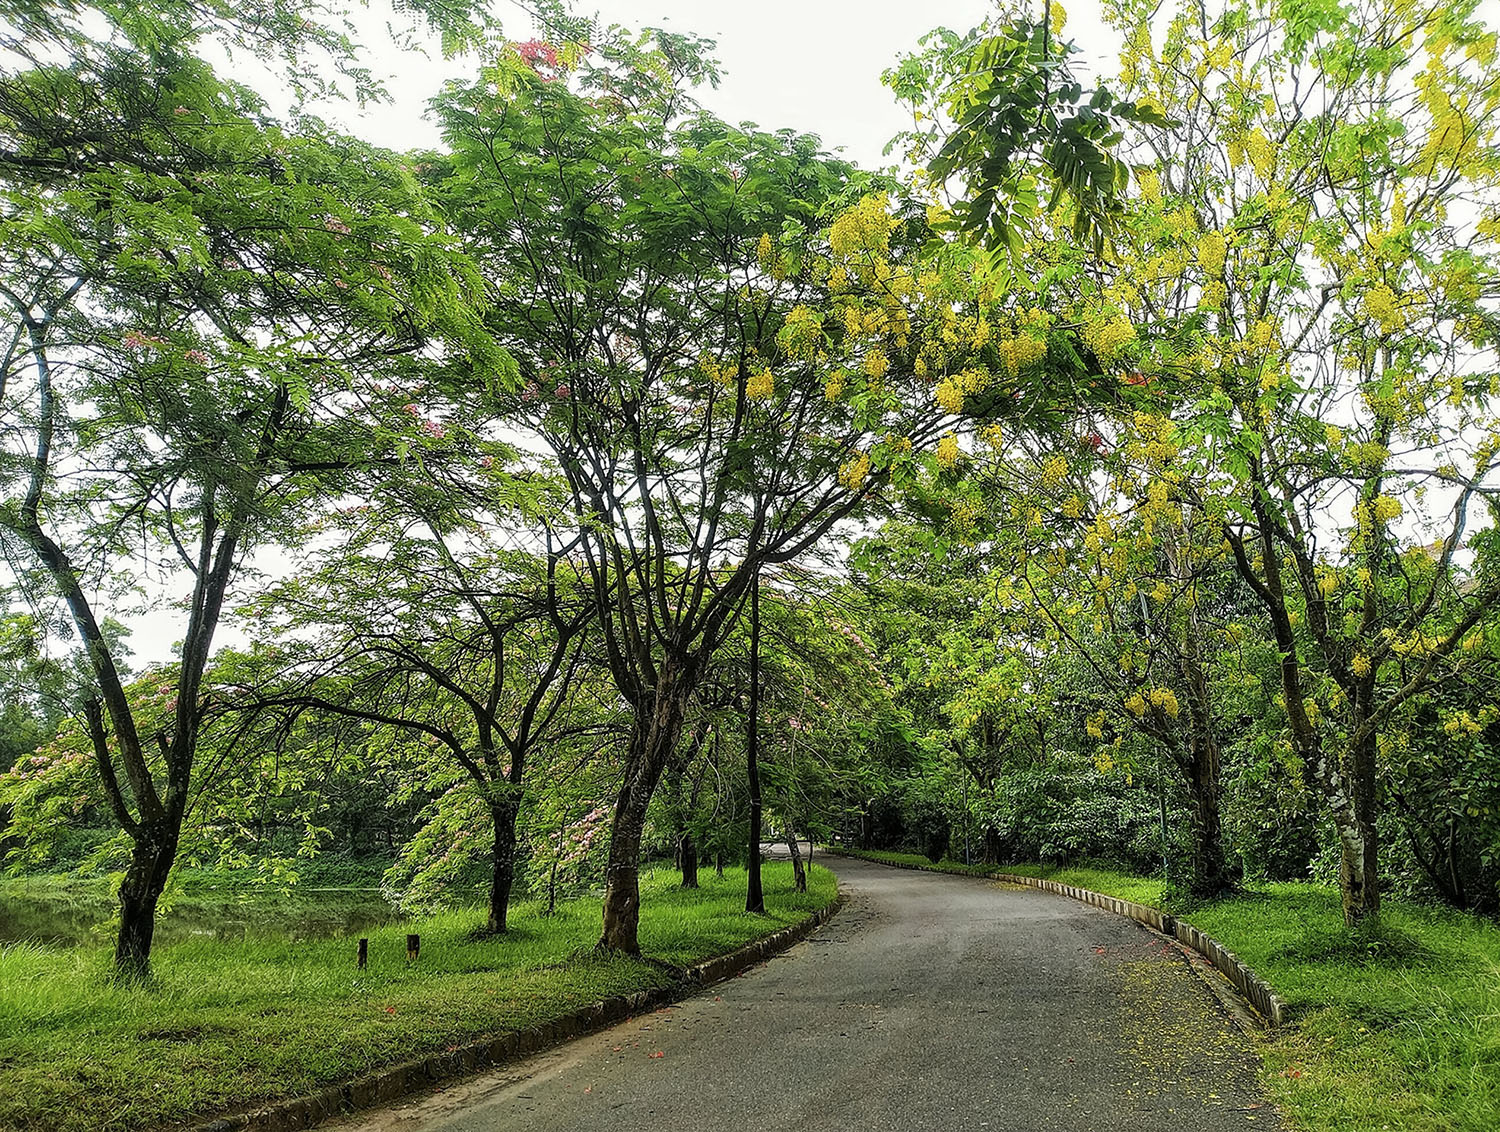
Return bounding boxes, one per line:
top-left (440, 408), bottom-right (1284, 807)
top-left (184, 893), bottom-right (845, 1132)
top-left (825, 849), bottom-right (1287, 1028)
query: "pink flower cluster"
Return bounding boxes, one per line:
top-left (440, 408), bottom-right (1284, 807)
top-left (515, 39), bottom-right (560, 71)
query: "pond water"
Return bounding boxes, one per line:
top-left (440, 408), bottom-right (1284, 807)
top-left (0, 881), bottom-right (403, 948)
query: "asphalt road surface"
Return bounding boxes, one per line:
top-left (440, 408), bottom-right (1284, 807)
top-left (331, 853), bottom-right (1279, 1132)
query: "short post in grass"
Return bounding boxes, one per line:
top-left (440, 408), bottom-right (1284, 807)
top-left (357, 938), bottom-right (368, 969)
top-left (406, 933), bottom-right (420, 963)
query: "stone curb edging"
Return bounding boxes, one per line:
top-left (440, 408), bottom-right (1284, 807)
top-left (185, 894), bottom-right (846, 1132)
top-left (826, 850), bottom-right (1287, 1029)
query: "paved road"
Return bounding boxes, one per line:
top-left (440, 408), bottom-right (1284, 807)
top-left (331, 854), bottom-right (1279, 1131)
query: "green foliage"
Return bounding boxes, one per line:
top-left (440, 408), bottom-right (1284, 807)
top-left (885, 7), bottom-right (1170, 253)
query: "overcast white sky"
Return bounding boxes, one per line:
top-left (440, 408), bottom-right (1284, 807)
top-left (341, 0), bottom-right (1117, 168)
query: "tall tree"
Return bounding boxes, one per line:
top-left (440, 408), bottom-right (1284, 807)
top-left (0, 42), bottom-right (486, 975)
top-left (431, 28), bottom-right (1096, 952)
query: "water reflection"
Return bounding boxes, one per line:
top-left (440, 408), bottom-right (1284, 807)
top-left (0, 884), bottom-right (403, 948)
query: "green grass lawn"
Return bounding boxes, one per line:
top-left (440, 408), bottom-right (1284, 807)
top-left (830, 846), bottom-right (1500, 1132)
top-left (0, 862), bottom-right (836, 1132)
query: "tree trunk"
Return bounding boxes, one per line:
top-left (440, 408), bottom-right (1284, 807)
top-left (680, 829), bottom-right (699, 888)
top-left (114, 822), bottom-right (178, 980)
top-left (487, 800), bottom-right (520, 934)
top-left (1183, 732), bottom-right (1231, 897)
top-left (598, 668), bottom-right (692, 954)
top-left (745, 575), bottom-right (765, 915)
top-left (784, 825), bottom-right (806, 893)
top-left (1341, 729), bottom-right (1381, 924)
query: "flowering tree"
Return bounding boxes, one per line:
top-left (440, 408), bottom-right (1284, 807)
top-left (431, 28), bottom-right (1099, 952)
top-left (1032, 0), bottom-right (1500, 923)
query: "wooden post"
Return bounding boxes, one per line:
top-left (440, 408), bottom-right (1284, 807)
top-left (357, 938), bottom-right (368, 969)
top-left (406, 933), bottom-right (420, 963)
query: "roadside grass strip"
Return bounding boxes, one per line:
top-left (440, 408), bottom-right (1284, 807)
top-left (0, 863), bottom-right (836, 1132)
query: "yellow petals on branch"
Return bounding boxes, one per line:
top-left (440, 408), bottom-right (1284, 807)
top-left (936, 434), bottom-right (960, 468)
top-left (756, 232), bottom-right (774, 269)
top-left (829, 193), bottom-right (893, 259)
top-left (1363, 284), bottom-right (1407, 334)
top-left (1373, 494), bottom-right (1403, 522)
top-left (824, 371), bottom-right (845, 401)
top-left (999, 334), bottom-right (1047, 375)
top-left (839, 451), bottom-right (870, 490)
top-left (1351, 654), bottom-right (1372, 678)
top-left (1082, 309), bottom-right (1137, 364)
top-left (1197, 231), bottom-right (1227, 276)
top-left (745, 368), bottom-right (775, 401)
top-left (1147, 687), bottom-right (1180, 718)
top-left (779, 305), bottom-right (822, 361)
top-left (1086, 711), bottom-right (1106, 740)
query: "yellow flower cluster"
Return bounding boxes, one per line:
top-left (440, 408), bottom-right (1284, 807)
top-left (745, 368), bottom-right (775, 401)
top-left (936, 433), bottom-right (961, 468)
top-left (1443, 711), bottom-right (1484, 738)
top-left (998, 334), bottom-right (1048, 375)
top-left (1373, 494), bottom-right (1403, 522)
top-left (1197, 231), bottom-right (1227, 276)
top-left (980, 423), bottom-right (1004, 451)
top-left (779, 305), bottom-right (823, 361)
top-left (863, 349), bottom-right (889, 381)
top-left (1124, 692), bottom-right (1147, 718)
top-left (829, 193), bottom-right (893, 259)
top-left (839, 451), bottom-right (870, 490)
top-left (1350, 441), bottom-right (1390, 470)
top-left (756, 232), bottom-right (774, 269)
top-left (824, 371), bottom-right (845, 401)
top-left (1147, 687), bottom-right (1180, 718)
top-left (1351, 653), bottom-right (1372, 678)
top-left (934, 367), bottom-right (991, 415)
top-left (883, 432), bottom-right (912, 457)
top-left (1040, 453), bottom-right (1069, 487)
top-left (948, 497), bottom-right (981, 538)
top-left (699, 353), bottom-right (736, 389)
top-left (1363, 284), bottom-right (1406, 335)
top-left (1081, 309), bottom-right (1137, 364)
top-left (1086, 710), bottom-right (1106, 740)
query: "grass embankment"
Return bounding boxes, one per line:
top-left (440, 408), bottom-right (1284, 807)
top-left (832, 847), bottom-right (1500, 1132)
top-left (0, 863), bottom-right (835, 1132)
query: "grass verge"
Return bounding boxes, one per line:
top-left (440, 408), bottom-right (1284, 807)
top-left (0, 862), bottom-right (835, 1132)
top-left (829, 846), bottom-right (1500, 1132)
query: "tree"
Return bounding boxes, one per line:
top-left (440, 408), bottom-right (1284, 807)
top-left (431, 28), bottom-right (1093, 953)
top-left (244, 470), bottom-right (606, 934)
top-left (1061, 0), bottom-right (1500, 923)
top-left (0, 41), bottom-right (486, 975)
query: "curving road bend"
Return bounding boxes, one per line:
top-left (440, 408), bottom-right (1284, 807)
top-left (330, 853), bottom-right (1280, 1132)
